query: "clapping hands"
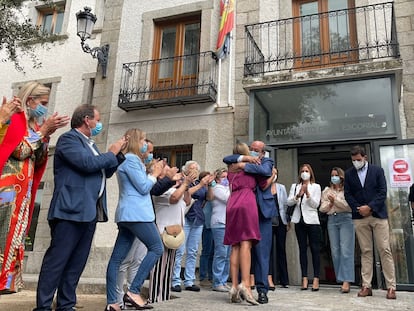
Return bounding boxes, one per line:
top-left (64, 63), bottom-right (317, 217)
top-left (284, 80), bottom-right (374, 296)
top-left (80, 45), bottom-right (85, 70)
top-left (39, 112), bottom-right (70, 137)
top-left (0, 96), bottom-right (22, 124)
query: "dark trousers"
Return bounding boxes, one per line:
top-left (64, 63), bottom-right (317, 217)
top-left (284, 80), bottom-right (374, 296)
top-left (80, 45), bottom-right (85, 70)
top-left (295, 221), bottom-right (321, 278)
top-left (34, 219), bottom-right (96, 311)
top-left (269, 221), bottom-right (289, 286)
top-left (252, 216), bottom-right (272, 294)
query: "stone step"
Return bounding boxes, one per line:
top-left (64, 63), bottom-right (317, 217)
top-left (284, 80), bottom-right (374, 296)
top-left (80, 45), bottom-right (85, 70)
top-left (22, 274), bottom-right (106, 294)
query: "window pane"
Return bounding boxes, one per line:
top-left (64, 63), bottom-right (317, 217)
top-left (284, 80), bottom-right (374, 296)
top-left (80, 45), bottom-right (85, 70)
top-left (328, 0), bottom-right (350, 52)
top-left (159, 27), bottom-right (176, 79)
top-left (54, 12), bottom-right (64, 34)
top-left (42, 14), bottom-right (53, 34)
top-left (183, 23), bottom-right (200, 75)
top-left (300, 2), bottom-right (320, 56)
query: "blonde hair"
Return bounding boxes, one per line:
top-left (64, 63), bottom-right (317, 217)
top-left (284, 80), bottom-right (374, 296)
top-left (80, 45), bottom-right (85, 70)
top-left (18, 82), bottom-right (50, 108)
top-left (123, 128), bottom-right (146, 156)
top-left (233, 142), bottom-right (249, 156)
top-left (330, 167), bottom-right (345, 187)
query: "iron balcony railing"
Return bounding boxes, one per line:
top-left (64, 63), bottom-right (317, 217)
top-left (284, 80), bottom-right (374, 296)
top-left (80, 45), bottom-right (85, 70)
top-left (118, 51), bottom-right (217, 111)
top-left (244, 2), bottom-right (399, 76)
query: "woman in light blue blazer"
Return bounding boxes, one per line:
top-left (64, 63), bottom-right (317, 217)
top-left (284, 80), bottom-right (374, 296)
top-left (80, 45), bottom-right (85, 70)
top-left (105, 128), bottom-right (164, 311)
top-left (267, 167), bottom-right (290, 289)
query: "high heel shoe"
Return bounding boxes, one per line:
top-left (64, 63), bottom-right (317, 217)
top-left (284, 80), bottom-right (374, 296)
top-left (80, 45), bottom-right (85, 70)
top-left (237, 283), bottom-right (259, 306)
top-left (229, 286), bottom-right (241, 303)
top-left (123, 293), bottom-right (153, 310)
top-left (104, 305), bottom-right (119, 311)
top-left (311, 277), bottom-right (319, 291)
top-left (301, 277), bottom-right (308, 290)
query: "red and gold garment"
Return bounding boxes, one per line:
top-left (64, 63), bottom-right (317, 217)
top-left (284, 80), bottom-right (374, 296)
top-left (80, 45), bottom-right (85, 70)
top-left (0, 112), bottom-right (48, 294)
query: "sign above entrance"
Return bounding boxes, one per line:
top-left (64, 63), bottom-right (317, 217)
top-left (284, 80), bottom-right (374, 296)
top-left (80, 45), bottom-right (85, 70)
top-left (251, 76), bottom-right (398, 145)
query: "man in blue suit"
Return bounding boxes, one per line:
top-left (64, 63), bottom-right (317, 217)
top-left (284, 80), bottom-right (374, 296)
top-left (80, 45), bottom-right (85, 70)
top-left (344, 145), bottom-right (396, 300)
top-left (34, 105), bottom-right (127, 311)
top-left (223, 140), bottom-right (276, 304)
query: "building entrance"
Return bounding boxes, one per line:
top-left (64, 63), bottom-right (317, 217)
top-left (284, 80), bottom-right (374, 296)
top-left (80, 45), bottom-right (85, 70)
top-left (296, 143), bottom-right (367, 287)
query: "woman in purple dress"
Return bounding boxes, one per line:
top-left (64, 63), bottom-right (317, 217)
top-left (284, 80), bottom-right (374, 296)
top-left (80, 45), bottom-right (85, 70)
top-left (224, 143), bottom-right (264, 305)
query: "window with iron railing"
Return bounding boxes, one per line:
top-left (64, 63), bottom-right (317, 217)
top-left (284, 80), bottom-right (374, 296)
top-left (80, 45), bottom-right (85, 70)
top-left (152, 15), bottom-right (201, 98)
top-left (293, 0), bottom-right (357, 68)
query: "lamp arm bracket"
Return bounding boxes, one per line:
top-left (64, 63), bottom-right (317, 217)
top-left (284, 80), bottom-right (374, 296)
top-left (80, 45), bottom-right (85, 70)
top-left (80, 41), bottom-right (109, 78)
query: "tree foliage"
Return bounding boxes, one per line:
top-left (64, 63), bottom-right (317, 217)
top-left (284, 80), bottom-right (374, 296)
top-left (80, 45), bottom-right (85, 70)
top-left (0, 0), bottom-right (59, 71)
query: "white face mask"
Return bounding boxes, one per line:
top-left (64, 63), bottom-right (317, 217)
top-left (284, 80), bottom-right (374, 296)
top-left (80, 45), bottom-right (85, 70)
top-left (301, 172), bottom-right (311, 181)
top-left (352, 160), bottom-right (365, 170)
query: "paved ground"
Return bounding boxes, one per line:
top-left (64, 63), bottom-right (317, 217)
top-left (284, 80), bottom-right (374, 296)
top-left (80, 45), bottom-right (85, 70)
top-left (0, 284), bottom-right (413, 311)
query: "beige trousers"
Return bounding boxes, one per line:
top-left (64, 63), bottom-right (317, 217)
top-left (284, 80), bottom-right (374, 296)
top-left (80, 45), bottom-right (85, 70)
top-left (354, 216), bottom-right (396, 290)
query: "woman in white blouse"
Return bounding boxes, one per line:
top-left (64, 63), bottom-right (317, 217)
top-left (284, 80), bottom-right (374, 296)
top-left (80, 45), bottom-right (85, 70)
top-left (287, 164), bottom-right (321, 292)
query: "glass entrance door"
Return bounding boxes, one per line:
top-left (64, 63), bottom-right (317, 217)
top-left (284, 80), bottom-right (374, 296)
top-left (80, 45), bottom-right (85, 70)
top-left (373, 139), bottom-right (414, 291)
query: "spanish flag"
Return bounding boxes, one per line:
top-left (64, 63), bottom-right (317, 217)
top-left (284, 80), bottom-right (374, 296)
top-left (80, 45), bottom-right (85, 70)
top-left (215, 0), bottom-right (235, 60)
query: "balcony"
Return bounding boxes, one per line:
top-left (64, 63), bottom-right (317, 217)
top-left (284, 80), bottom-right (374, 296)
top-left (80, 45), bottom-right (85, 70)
top-left (118, 51), bottom-right (217, 111)
top-left (244, 2), bottom-right (399, 76)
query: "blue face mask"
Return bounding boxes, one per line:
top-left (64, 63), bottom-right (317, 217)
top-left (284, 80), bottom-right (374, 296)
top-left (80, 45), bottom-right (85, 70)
top-left (144, 153), bottom-right (153, 164)
top-left (331, 176), bottom-right (341, 185)
top-left (140, 142), bottom-right (148, 154)
top-left (220, 178), bottom-right (229, 187)
top-left (250, 151), bottom-right (259, 157)
top-left (29, 104), bottom-right (48, 118)
top-left (91, 122), bottom-right (103, 136)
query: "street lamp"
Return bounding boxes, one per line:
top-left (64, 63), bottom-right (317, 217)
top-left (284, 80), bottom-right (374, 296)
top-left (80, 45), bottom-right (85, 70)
top-left (76, 6), bottom-right (109, 78)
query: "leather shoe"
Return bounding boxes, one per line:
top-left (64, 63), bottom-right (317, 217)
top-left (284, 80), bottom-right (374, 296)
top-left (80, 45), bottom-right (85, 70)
top-left (257, 292), bottom-right (268, 304)
top-left (171, 285), bottom-right (182, 292)
top-left (386, 288), bottom-right (396, 299)
top-left (185, 284), bottom-right (201, 292)
top-left (357, 287), bottom-right (372, 297)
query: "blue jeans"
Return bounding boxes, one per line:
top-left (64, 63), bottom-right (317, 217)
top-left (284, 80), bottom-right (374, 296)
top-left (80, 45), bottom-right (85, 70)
top-left (199, 227), bottom-right (214, 281)
top-left (327, 213), bottom-right (355, 282)
top-left (172, 220), bottom-right (203, 287)
top-left (106, 222), bottom-right (163, 304)
top-left (211, 226), bottom-right (230, 287)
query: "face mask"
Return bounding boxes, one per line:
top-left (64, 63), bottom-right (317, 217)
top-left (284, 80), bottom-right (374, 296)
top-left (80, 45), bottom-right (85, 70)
top-left (352, 160), bottom-right (365, 170)
top-left (91, 122), bottom-right (103, 136)
top-left (250, 151), bottom-right (259, 157)
top-left (140, 142), bottom-right (148, 154)
top-left (272, 175), bottom-right (278, 183)
top-left (331, 176), bottom-right (341, 184)
top-left (144, 153), bottom-right (153, 164)
top-left (29, 104), bottom-right (48, 118)
top-left (209, 180), bottom-right (217, 187)
top-left (220, 178), bottom-right (229, 187)
top-left (301, 172), bottom-right (311, 181)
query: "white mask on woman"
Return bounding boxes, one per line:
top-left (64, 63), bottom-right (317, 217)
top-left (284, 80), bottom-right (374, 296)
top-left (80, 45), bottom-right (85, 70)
top-left (301, 172), bottom-right (311, 181)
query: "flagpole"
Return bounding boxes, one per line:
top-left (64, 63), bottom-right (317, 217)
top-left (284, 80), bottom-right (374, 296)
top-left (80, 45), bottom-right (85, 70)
top-left (227, 31), bottom-right (233, 108)
top-left (216, 58), bottom-right (222, 108)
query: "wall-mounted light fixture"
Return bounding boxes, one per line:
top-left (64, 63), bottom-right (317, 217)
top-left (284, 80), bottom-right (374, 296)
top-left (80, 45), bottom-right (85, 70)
top-left (76, 7), bottom-right (109, 78)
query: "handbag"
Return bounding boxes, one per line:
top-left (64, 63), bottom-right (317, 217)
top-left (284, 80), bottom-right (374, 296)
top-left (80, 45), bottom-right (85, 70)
top-left (286, 184), bottom-right (299, 217)
top-left (286, 203), bottom-right (296, 217)
top-left (161, 208), bottom-right (185, 249)
top-left (161, 224), bottom-right (185, 249)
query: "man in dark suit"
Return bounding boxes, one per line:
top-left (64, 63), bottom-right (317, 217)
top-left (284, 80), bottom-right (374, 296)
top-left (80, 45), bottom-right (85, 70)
top-left (223, 140), bottom-right (276, 304)
top-left (344, 145), bottom-right (396, 300)
top-left (33, 105), bottom-right (127, 311)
